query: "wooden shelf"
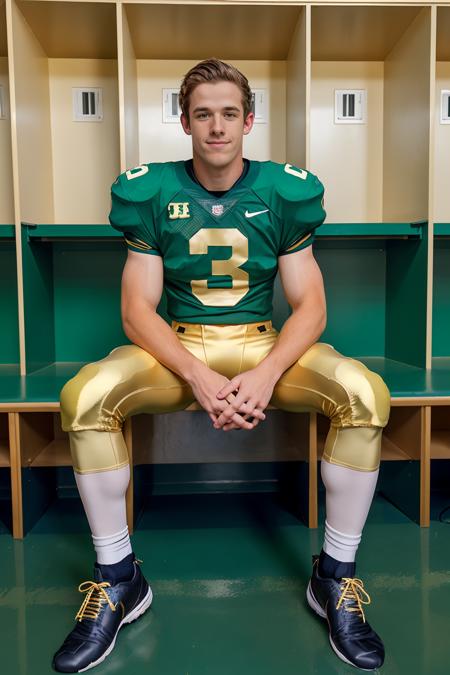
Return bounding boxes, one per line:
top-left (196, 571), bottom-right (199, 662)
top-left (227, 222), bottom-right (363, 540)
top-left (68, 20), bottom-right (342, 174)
top-left (431, 431), bottom-right (450, 460)
top-left (24, 224), bottom-right (121, 240)
top-left (0, 2), bottom-right (7, 58)
top-left (317, 223), bottom-right (425, 238)
top-left (0, 225), bottom-right (14, 239)
top-left (311, 5), bottom-right (421, 61)
top-left (17, 1), bottom-right (117, 59)
top-left (434, 224), bottom-right (450, 237)
top-left (124, 3), bottom-right (303, 60)
top-left (437, 6), bottom-right (450, 61)
top-left (27, 439), bottom-right (71, 468)
top-left (22, 222), bottom-right (427, 241)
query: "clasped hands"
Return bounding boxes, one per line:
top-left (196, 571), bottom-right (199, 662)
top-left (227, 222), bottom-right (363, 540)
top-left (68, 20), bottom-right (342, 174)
top-left (190, 361), bottom-right (279, 432)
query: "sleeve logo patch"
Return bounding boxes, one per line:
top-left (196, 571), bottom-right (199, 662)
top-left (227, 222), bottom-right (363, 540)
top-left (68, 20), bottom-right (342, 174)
top-left (168, 202), bottom-right (190, 219)
top-left (284, 164), bottom-right (308, 180)
top-left (126, 165), bottom-right (149, 181)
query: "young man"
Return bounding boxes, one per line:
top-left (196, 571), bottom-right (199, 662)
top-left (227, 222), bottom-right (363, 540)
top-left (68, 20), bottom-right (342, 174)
top-left (54, 59), bottom-right (390, 672)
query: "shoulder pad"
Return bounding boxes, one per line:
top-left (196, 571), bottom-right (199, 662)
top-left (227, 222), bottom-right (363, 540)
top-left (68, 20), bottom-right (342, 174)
top-left (111, 162), bottom-right (168, 204)
top-left (258, 161), bottom-right (324, 204)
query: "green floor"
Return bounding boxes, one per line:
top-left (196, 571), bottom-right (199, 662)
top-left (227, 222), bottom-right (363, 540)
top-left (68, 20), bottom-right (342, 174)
top-left (1, 493), bottom-right (450, 675)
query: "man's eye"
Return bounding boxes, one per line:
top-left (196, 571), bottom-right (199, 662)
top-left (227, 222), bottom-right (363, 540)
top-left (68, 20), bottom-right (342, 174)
top-left (196, 113), bottom-right (209, 119)
top-left (225, 113), bottom-right (238, 118)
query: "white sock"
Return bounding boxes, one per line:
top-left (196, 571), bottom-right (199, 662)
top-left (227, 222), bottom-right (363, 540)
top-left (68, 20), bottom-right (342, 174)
top-left (75, 465), bottom-right (132, 565)
top-left (321, 460), bottom-right (379, 563)
top-left (92, 526), bottom-right (133, 565)
top-left (323, 520), bottom-right (361, 563)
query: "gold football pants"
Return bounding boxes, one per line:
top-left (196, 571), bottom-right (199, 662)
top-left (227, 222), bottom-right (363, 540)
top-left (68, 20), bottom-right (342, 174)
top-left (60, 321), bottom-right (391, 474)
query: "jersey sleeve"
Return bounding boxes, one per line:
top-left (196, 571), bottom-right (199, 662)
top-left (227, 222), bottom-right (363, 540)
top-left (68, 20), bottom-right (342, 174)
top-left (278, 168), bottom-right (326, 256)
top-left (109, 166), bottom-right (161, 256)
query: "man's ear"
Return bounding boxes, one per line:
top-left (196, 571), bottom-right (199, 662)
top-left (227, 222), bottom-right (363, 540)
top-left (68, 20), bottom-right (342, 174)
top-left (180, 113), bottom-right (191, 136)
top-left (243, 111), bottom-right (255, 136)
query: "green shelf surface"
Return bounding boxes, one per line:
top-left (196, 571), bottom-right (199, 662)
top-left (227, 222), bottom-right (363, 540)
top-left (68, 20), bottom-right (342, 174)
top-left (434, 223), bottom-right (450, 236)
top-left (0, 225), bottom-right (15, 239)
top-left (1, 358), bottom-right (450, 404)
top-left (22, 223), bottom-right (427, 240)
top-left (23, 224), bottom-right (121, 239)
top-left (317, 222), bottom-right (425, 237)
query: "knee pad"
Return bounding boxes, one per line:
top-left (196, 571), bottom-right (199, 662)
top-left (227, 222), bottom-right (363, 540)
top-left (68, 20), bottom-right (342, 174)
top-left (324, 364), bottom-right (390, 471)
top-left (60, 361), bottom-right (123, 433)
top-left (333, 359), bottom-right (391, 429)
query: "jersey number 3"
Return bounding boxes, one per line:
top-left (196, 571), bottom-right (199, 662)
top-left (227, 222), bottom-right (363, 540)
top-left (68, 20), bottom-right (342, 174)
top-left (189, 229), bottom-right (249, 306)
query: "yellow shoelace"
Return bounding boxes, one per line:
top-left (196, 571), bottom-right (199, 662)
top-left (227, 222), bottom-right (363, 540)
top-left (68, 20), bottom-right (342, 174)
top-left (75, 581), bottom-right (117, 622)
top-left (336, 578), bottom-right (371, 623)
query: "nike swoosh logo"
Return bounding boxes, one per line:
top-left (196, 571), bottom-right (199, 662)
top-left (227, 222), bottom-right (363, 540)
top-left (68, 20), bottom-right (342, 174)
top-left (245, 209), bottom-right (269, 218)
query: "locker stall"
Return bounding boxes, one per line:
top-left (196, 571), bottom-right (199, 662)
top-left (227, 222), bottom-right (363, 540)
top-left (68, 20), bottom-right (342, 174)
top-left (119, 3), bottom-right (308, 169)
top-left (10, 0), bottom-right (120, 226)
top-left (8, 1), bottom-right (123, 374)
top-left (310, 5), bottom-right (433, 375)
top-left (310, 5), bottom-right (430, 224)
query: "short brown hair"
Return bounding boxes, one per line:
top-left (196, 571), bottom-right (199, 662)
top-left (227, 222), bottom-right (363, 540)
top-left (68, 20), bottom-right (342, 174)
top-left (179, 58), bottom-right (253, 121)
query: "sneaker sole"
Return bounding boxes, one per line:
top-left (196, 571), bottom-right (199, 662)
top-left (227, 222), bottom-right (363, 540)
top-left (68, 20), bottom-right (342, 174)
top-left (306, 581), bottom-right (377, 672)
top-left (78, 586), bottom-right (153, 673)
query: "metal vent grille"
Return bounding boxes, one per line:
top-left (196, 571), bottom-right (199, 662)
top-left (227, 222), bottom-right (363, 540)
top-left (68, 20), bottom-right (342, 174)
top-left (441, 90), bottom-right (450, 124)
top-left (0, 85), bottom-right (7, 120)
top-left (73, 88), bottom-right (103, 122)
top-left (335, 89), bottom-right (366, 124)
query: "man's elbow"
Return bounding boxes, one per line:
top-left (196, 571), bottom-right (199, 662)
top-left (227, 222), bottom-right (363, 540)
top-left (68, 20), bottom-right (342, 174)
top-left (317, 307), bottom-right (327, 337)
top-left (121, 299), bottom-right (157, 337)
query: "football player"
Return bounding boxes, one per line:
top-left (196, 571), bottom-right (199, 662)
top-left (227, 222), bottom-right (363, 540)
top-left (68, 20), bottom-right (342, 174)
top-left (53, 59), bottom-right (390, 672)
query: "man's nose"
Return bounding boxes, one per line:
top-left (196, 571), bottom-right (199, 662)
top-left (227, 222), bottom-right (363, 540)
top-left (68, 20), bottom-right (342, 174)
top-left (210, 113), bottom-right (225, 134)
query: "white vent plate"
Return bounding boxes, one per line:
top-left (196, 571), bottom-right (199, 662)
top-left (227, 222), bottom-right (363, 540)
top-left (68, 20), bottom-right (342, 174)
top-left (335, 89), bottom-right (366, 124)
top-left (251, 89), bottom-right (268, 124)
top-left (73, 88), bottom-right (103, 122)
top-left (163, 89), bottom-right (181, 123)
top-left (441, 90), bottom-right (450, 124)
top-left (0, 85), bottom-right (7, 120)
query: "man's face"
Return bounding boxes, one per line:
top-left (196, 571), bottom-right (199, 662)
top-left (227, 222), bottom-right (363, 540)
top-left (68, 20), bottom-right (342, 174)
top-left (181, 81), bottom-right (254, 169)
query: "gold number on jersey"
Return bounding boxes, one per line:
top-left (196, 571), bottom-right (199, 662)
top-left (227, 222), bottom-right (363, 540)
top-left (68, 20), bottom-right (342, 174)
top-left (284, 163), bottom-right (308, 180)
top-left (189, 229), bottom-right (249, 306)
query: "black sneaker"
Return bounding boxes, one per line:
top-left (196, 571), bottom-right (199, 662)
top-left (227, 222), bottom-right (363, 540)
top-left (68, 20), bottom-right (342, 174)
top-left (306, 556), bottom-right (384, 671)
top-left (53, 560), bottom-right (152, 672)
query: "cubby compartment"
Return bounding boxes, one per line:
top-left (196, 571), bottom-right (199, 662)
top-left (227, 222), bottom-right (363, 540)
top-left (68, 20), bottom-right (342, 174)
top-left (314, 236), bottom-right (429, 375)
top-left (0, 414), bottom-right (9, 468)
top-left (0, 414), bottom-right (12, 533)
top-left (318, 404), bottom-right (429, 525)
top-left (434, 7), bottom-right (450, 228)
top-left (10, 0), bottom-right (119, 225)
top-left (15, 411), bottom-right (70, 535)
top-left (430, 407), bottom-right (450, 523)
top-left (430, 407), bottom-right (450, 461)
top-left (119, 3), bottom-right (308, 168)
top-left (21, 228), bottom-right (129, 374)
top-left (310, 5), bottom-right (432, 225)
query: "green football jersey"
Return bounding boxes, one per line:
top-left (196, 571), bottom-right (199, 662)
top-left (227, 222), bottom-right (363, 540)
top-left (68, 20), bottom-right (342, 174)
top-left (109, 160), bottom-right (326, 324)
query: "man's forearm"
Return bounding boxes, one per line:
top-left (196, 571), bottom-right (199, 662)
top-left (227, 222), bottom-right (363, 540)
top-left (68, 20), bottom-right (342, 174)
top-left (123, 302), bottom-right (202, 383)
top-left (259, 301), bottom-right (326, 380)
